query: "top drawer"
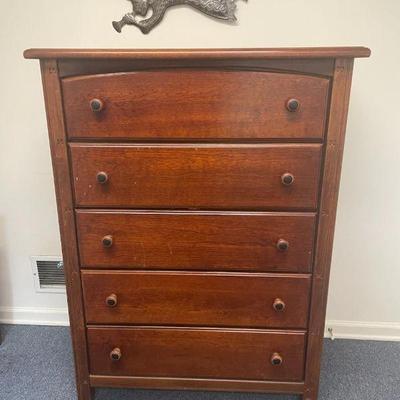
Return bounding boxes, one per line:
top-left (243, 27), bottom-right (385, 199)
top-left (62, 70), bottom-right (329, 140)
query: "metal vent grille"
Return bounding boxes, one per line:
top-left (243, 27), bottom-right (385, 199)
top-left (31, 256), bottom-right (66, 293)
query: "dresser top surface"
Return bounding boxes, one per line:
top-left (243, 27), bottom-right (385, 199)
top-left (24, 47), bottom-right (371, 60)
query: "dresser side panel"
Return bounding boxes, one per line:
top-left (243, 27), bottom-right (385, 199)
top-left (304, 58), bottom-right (355, 400)
top-left (39, 59), bottom-right (92, 400)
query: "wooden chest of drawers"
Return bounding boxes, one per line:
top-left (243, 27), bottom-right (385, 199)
top-left (25, 47), bottom-right (370, 400)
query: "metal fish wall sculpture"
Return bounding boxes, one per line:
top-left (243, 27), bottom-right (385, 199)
top-left (113, 0), bottom-right (246, 34)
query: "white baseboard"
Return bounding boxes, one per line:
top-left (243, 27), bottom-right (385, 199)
top-left (325, 319), bottom-right (400, 342)
top-left (0, 306), bottom-right (69, 326)
top-left (1, 307), bottom-right (399, 341)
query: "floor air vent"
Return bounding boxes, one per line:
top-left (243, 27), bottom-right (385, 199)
top-left (31, 256), bottom-right (66, 293)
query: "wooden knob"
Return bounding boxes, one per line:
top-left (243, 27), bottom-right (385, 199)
top-left (96, 171), bottom-right (108, 184)
top-left (286, 98), bottom-right (300, 112)
top-left (273, 298), bottom-right (286, 312)
top-left (90, 98), bottom-right (104, 113)
top-left (271, 352), bottom-right (283, 366)
top-left (106, 294), bottom-right (118, 307)
top-left (281, 173), bottom-right (295, 186)
top-left (110, 348), bottom-right (122, 361)
top-left (277, 239), bottom-right (289, 252)
top-left (102, 235), bottom-right (113, 248)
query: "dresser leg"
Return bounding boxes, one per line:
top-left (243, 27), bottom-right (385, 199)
top-left (302, 387), bottom-right (318, 400)
top-left (76, 382), bottom-right (93, 400)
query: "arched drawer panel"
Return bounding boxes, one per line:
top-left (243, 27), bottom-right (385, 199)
top-left (62, 70), bottom-right (329, 140)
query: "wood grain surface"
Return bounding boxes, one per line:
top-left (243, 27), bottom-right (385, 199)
top-left (82, 270), bottom-right (311, 328)
top-left (24, 47), bottom-right (371, 60)
top-left (27, 47), bottom-right (370, 400)
top-left (87, 326), bottom-right (306, 382)
top-left (57, 58), bottom-right (336, 79)
top-left (76, 210), bottom-right (316, 272)
top-left (303, 58), bottom-right (356, 400)
top-left (63, 71), bottom-right (329, 140)
top-left (70, 144), bottom-right (322, 210)
top-left (39, 60), bottom-right (92, 399)
top-left (89, 374), bottom-right (305, 394)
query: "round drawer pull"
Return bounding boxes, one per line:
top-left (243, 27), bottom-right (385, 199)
top-left (106, 294), bottom-right (118, 308)
top-left (286, 98), bottom-right (300, 112)
top-left (102, 235), bottom-right (113, 248)
top-left (276, 239), bottom-right (289, 252)
top-left (281, 173), bottom-right (295, 186)
top-left (96, 171), bottom-right (108, 184)
top-left (110, 348), bottom-right (122, 361)
top-left (273, 298), bottom-right (286, 312)
top-left (271, 352), bottom-right (283, 366)
top-left (90, 98), bottom-right (104, 113)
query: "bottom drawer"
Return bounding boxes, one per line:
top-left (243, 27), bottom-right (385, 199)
top-left (87, 327), bottom-right (306, 382)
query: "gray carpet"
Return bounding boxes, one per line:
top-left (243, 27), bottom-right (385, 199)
top-left (0, 325), bottom-right (399, 400)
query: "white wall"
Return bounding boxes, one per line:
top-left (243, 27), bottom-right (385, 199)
top-left (0, 0), bottom-right (399, 339)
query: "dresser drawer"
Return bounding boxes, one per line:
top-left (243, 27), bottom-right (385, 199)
top-left (76, 211), bottom-right (316, 272)
top-left (82, 271), bottom-right (311, 328)
top-left (70, 144), bottom-right (322, 210)
top-left (62, 70), bottom-right (329, 140)
top-left (87, 327), bottom-right (306, 382)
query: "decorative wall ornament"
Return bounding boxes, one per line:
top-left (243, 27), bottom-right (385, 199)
top-left (113, 0), bottom-right (246, 34)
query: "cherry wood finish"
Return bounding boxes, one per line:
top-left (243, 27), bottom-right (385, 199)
top-left (63, 71), bottom-right (329, 140)
top-left (90, 375), bottom-right (305, 394)
top-left (25, 47), bottom-right (370, 400)
top-left (82, 271), bottom-right (311, 328)
top-left (76, 211), bottom-right (316, 272)
top-left (70, 144), bottom-right (322, 210)
top-left (24, 47), bottom-right (371, 60)
top-left (38, 60), bottom-right (92, 399)
top-left (57, 58), bottom-right (337, 79)
top-left (89, 375), bottom-right (305, 394)
top-left (87, 327), bottom-right (306, 382)
top-left (303, 58), bottom-right (357, 400)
